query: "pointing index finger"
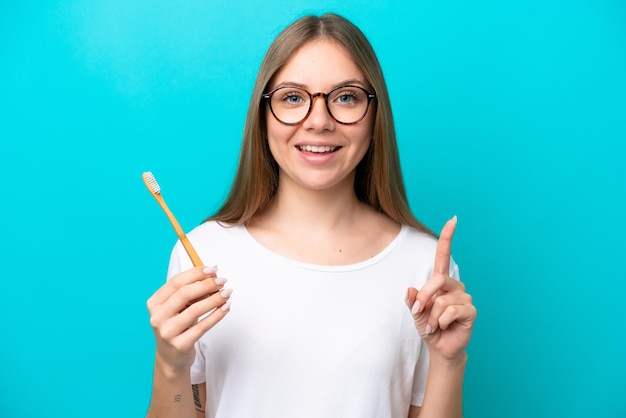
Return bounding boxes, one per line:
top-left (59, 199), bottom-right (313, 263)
top-left (433, 215), bottom-right (457, 275)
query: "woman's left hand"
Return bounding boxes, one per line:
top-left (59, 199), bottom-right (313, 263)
top-left (405, 216), bottom-right (477, 363)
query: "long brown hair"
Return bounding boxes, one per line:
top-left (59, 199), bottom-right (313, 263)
top-left (207, 13), bottom-right (434, 236)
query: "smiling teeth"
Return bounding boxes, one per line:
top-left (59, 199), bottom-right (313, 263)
top-left (299, 145), bottom-right (337, 153)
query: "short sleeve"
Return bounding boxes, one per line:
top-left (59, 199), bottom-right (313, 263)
top-left (190, 341), bottom-right (207, 384)
top-left (450, 256), bottom-right (460, 281)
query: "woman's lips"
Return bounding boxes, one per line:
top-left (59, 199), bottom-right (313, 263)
top-left (296, 145), bottom-right (340, 153)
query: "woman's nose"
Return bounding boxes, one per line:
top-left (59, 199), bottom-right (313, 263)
top-left (302, 95), bottom-right (335, 130)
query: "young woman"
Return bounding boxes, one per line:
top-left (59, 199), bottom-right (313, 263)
top-left (146, 13), bottom-right (476, 418)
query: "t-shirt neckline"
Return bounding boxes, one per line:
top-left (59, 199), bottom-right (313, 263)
top-left (239, 224), bottom-right (409, 272)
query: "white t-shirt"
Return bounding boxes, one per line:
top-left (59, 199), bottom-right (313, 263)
top-left (166, 221), bottom-right (459, 418)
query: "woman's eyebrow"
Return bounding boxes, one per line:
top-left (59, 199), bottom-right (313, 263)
top-left (271, 81), bottom-right (308, 90)
top-left (330, 79), bottom-right (367, 90)
top-left (271, 79), bottom-right (368, 91)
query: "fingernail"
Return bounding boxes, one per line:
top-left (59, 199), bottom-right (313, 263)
top-left (220, 288), bottom-right (233, 299)
top-left (425, 324), bottom-right (432, 335)
top-left (203, 266), bottom-right (217, 275)
top-left (411, 300), bottom-right (421, 315)
top-left (221, 301), bottom-right (231, 312)
top-left (215, 277), bottom-right (228, 286)
top-left (452, 215), bottom-right (458, 223)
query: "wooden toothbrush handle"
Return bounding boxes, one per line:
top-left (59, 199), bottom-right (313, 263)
top-left (153, 193), bottom-right (204, 267)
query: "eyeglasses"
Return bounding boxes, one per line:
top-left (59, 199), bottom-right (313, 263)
top-left (262, 85), bottom-right (377, 126)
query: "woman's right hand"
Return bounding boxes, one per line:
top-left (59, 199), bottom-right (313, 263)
top-left (147, 265), bottom-right (232, 377)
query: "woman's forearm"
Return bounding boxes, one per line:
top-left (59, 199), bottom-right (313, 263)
top-left (146, 356), bottom-right (197, 418)
top-left (418, 351), bottom-right (467, 418)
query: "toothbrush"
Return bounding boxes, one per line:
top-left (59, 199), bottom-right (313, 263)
top-left (141, 171), bottom-right (204, 267)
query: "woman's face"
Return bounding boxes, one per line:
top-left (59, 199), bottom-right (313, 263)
top-left (265, 39), bottom-right (375, 194)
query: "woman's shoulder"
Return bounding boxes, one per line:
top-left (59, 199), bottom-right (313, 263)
top-left (396, 224), bottom-right (439, 257)
top-left (399, 224), bottom-right (460, 278)
top-left (402, 224), bottom-right (438, 244)
top-left (178, 221), bottom-right (245, 248)
top-left (168, 220), bottom-right (251, 268)
top-left (185, 220), bottom-right (246, 245)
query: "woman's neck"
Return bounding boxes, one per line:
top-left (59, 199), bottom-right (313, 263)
top-left (255, 176), bottom-right (364, 233)
top-left (246, 175), bottom-right (401, 266)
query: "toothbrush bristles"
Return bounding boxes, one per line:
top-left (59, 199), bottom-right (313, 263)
top-left (143, 171), bottom-right (161, 194)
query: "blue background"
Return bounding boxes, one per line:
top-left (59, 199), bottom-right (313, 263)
top-left (1, 1), bottom-right (624, 417)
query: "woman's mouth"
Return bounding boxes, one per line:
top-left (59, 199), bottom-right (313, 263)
top-left (297, 145), bottom-right (340, 153)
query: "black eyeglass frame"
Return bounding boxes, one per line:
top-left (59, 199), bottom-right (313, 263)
top-left (261, 85), bottom-right (377, 126)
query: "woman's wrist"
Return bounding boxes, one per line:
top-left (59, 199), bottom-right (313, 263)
top-left (428, 349), bottom-right (468, 370)
top-left (154, 353), bottom-right (192, 382)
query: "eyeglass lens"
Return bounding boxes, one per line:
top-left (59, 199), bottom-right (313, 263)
top-left (268, 86), bottom-right (372, 125)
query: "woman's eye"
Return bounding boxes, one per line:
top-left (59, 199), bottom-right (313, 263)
top-left (278, 91), bottom-right (306, 104)
top-left (333, 90), bottom-right (360, 104)
top-left (287, 95), bottom-right (302, 103)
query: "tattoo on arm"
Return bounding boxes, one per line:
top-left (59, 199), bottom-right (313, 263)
top-left (192, 384), bottom-right (205, 413)
top-left (174, 394), bottom-right (182, 403)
